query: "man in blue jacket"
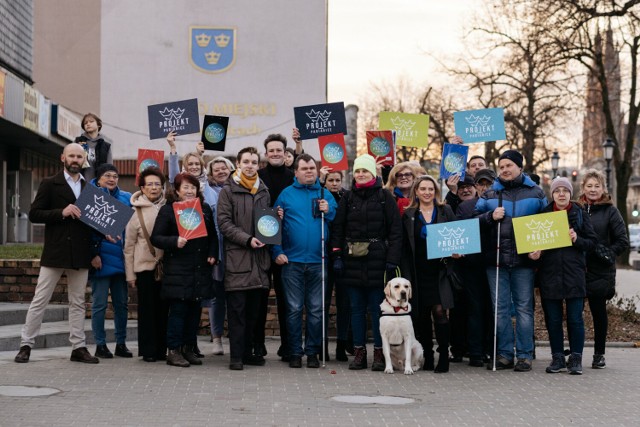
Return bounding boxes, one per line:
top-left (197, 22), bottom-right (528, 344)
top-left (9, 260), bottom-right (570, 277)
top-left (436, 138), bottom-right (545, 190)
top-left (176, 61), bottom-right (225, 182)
top-left (272, 154), bottom-right (337, 369)
top-left (474, 150), bottom-right (547, 372)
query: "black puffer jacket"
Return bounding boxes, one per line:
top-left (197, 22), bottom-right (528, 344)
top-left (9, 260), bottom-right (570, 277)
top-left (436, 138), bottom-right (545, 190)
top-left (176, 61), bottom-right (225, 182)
top-left (151, 200), bottom-right (218, 300)
top-left (331, 178), bottom-right (402, 288)
top-left (579, 195), bottom-right (629, 296)
top-left (537, 202), bottom-right (598, 300)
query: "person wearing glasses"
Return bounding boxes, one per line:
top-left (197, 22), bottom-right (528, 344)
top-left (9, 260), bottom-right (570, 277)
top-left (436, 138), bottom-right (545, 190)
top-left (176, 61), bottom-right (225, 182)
top-left (89, 164), bottom-right (133, 359)
top-left (124, 167), bottom-right (168, 362)
top-left (384, 161), bottom-right (422, 216)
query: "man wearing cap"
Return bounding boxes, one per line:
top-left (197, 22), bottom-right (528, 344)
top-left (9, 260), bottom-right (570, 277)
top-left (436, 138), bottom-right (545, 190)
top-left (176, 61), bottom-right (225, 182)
top-left (474, 150), bottom-right (547, 372)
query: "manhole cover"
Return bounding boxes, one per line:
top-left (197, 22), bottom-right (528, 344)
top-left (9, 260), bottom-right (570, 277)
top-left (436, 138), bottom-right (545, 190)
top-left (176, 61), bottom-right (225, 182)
top-left (0, 386), bottom-right (61, 397)
top-left (331, 395), bottom-right (414, 405)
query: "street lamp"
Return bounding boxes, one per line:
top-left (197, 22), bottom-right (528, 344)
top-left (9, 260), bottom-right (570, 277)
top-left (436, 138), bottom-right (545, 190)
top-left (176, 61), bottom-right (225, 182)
top-left (603, 138), bottom-right (615, 194)
top-left (551, 151), bottom-right (560, 178)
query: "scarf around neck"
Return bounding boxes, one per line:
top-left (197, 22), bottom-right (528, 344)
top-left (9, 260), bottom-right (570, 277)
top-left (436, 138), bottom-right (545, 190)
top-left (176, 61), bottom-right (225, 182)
top-left (233, 169), bottom-right (260, 194)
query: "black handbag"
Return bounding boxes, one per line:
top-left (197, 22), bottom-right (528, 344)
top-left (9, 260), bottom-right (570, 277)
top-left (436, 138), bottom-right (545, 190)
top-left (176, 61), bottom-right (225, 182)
top-left (439, 260), bottom-right (463, 292)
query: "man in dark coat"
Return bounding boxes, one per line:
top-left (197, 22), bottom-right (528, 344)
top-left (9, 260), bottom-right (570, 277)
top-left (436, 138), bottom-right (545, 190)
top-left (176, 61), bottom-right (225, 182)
top-left (14, 143), bottom-right (99, 364)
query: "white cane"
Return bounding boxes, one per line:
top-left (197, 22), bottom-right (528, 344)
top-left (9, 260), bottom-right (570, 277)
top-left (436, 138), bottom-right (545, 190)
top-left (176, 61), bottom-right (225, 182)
top-left (321, 188), bottom-right (326, 368)
top-left (492, 192), bottom-right (503, 372)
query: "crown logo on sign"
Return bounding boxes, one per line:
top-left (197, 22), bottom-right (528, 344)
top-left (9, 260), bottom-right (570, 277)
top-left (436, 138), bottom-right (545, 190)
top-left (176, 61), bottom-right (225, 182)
top-left (214, 33), bottom-right (230, 47)
top-left (195, 33), bottom-right (212, 47)
top-left (205, 51), bottom-right (221, 64)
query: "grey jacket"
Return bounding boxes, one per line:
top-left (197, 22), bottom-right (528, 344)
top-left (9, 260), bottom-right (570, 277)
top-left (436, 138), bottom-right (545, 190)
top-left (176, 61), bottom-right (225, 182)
top-left (217, 178), bottom-right (271, 292)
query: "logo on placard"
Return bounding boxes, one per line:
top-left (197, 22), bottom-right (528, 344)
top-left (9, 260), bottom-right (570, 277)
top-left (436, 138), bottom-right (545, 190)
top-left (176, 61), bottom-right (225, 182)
top-left (322, 143), bottom-right (344, 164)
top-left (389, 116), bottom-right (417, 139)
top-left (444, 152), bottom-right (465, 173)
top-left (139, 158), bottom-right (161, 173)
top-left (204, 122), bottom-right (226, 143)
top-left (524, 219), bottom-right (558, 245)
top-left (464, 114), bottom-right (495, 138)
top-left (190, 27), bottom-right (236, 73)
top-left (84, 195), bottom-right (118, 227)
top-left (305, 109), bottom-right (337, 134)
top-left (370, 137), bottom-right (390, 157)
top-left (158, 107), bottom-right (190, 133)
top-left (178, 208), bottom-right (202, 230)
top-left (257, 215), bottom-right (279, 237)
top-left (436, 226), bottom-right (469, 251)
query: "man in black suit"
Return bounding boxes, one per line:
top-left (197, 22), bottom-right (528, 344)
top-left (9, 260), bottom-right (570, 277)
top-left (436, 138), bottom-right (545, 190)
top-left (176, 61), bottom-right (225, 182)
top-left (14, 143), bottom-right (99, 364)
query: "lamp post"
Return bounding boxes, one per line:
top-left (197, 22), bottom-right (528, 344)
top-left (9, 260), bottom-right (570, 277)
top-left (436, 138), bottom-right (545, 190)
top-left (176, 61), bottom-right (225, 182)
top-left (603, 138), bottom-right (615, 194)
top-left (551, 150), bottom-right (560, 178)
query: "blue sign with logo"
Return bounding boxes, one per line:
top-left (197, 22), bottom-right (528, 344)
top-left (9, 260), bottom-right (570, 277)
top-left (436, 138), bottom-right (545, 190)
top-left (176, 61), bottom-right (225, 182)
top-left (147, 98), bottom-right (200, 140)
top-left (75, 184), bottom-right (134, 237)
top-left (439, 143), bottom-right (469, 180)
top-left (294, 102), bottom-right (347, 140)
top-left (454, 108), bottom-right (506, 143)
top-left (426, 218), bottom-right (481, 259)
top-left (190, 27), bottom-right (236, 73)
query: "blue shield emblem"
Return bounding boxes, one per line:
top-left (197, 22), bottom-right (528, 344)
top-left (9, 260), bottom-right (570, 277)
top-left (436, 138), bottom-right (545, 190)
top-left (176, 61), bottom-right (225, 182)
top-left (190, 26), bottom-right (236, 73)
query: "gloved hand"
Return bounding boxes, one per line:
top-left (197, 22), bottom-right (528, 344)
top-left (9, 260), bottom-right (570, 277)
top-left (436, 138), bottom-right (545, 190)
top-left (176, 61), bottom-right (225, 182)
top-left (333, 257), bottom-right (344, 277)
top-left (385, 263), bottom-right (399, 281)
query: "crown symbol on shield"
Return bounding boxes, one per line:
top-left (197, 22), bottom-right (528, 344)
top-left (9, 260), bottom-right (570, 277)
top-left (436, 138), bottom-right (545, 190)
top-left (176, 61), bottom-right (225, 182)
top-left (214, 33), bottom-right (230, 47)
top-left (195, 33), bottom-right (212, 47)
top-left (205, 51), bottom-right (221, 64)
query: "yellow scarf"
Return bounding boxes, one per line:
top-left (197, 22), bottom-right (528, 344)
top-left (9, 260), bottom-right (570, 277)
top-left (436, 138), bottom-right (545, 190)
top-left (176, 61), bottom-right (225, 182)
top-left (233, 169), bottom-right (259, 194)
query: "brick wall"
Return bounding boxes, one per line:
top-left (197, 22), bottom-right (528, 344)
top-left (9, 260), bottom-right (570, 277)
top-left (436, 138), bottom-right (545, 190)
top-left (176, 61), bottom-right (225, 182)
top-left (0, 260), bottom-right (341, 337)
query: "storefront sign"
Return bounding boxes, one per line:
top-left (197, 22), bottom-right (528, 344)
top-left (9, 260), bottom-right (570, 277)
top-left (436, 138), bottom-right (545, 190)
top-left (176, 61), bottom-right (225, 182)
top-left (51, 104), bottom-right (82, 141)
top-left (23, 85), bottom-right (39, 131)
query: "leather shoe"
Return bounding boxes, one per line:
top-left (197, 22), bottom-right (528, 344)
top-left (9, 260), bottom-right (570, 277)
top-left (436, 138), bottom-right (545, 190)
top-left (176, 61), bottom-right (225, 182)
top-left (115, 344), bottom-right (133, 358)
top-left (14, 345), bottom-right (31, 363)
top-left (243, 354), bottom-right (266, 366)
top-left (71, 347), bottom-right (100, 364)
top-left (94, 345), bottom-right (113, 359)
top-left (307, 354), bottom-right (320, 368)
top-left (142, 356), bottom-right (156, 362)
top-left (289, 356), bottom-right (302, 368)
top-left (229, 359), bottom-right (243, 370)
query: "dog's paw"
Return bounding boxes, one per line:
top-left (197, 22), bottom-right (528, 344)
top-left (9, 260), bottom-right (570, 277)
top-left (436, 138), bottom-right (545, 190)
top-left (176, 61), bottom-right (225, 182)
top-left (384, 367), bottom-right (394, 374)
top-left (404, 367), bottom-right (414, 375)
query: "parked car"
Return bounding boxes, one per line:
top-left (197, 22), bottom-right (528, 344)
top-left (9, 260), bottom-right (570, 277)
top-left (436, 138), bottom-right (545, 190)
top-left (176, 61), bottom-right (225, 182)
top-left (629, 224), bottom-right (640, 252)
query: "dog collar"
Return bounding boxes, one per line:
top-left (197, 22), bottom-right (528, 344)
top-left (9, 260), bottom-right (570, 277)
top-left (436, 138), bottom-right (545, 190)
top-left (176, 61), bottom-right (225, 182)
top-left (386, 297), bottom-right (409, 313)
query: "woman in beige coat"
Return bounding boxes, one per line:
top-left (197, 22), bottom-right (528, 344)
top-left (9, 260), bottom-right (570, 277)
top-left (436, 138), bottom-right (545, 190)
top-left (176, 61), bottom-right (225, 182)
top-left (124, 167), bottom-right (168, 362)
top-left (217, 147), bottom-right (271, 370)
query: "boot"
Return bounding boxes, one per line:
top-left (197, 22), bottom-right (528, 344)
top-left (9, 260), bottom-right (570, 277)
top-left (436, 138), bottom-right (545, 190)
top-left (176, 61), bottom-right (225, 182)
top-left (335, 339), bottom-right (348, 362)
top-left (193, 343), bottom-right (205, 358)
top-left (371, 347), bottom-right (385, 371)
top-left (166, 348), bottom-right (190, 367)
top-left (545, 353), bottom-right (567, 373)
top-left (212, 337), bottom-right (224, 355)
top-left (420, 336), bottom-right (434, 371)
top-left (434, 323), bottom-right (450, 373)
top-left (346, 332), bottom-right (355, 356)
top-left (348, 346), bottom-right (367, 370)
top-left (182, 345), bottom-right (203, 365)
top-left (567, 353), bottom-right (583, 375)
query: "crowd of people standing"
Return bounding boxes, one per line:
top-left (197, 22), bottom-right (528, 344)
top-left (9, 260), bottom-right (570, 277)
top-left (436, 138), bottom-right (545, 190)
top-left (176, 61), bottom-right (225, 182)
top-left (14, 113), bottom-right (630, 376)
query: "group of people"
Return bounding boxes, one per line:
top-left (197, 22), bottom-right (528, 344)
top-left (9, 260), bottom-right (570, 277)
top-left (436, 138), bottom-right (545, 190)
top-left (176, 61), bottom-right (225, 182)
top-left (14, 113), bottom-right (629, 376)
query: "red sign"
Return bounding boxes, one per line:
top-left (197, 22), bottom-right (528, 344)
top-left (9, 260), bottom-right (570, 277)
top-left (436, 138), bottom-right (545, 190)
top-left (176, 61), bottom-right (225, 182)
top-left (366, 130), bottom-right (396, 166)
top-left (136, 149), bottom-right (165, 181)
top-left (173, 198), bottom-right (208, 240)
top-left (318, 133), bottom-right (349, 172)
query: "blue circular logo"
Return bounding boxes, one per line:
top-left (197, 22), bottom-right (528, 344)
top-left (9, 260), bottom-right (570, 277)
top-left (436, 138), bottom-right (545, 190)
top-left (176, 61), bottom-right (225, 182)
top-left (370, 137), bottom-right (390, 157)
top-left (257, 215), bottom-right (279, 237)
top-left (444, 153), bottom-right (465, 173)
top-left (204, 123), bottom-right (226, 143)
top-left (179, 207), bottom-right (202, 231)
top-left (139, 158), bottom-right (160, 173)
top-left (322, 143), bottom-right (344, 164)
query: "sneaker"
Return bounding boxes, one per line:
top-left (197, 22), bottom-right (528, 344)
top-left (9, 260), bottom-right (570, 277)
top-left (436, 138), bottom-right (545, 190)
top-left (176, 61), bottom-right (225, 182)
top-left (592, 354), bottom-right (606, 369)
top-left (545, 353), bottom-right (567, 373)
top-left (94, 344), bottom-right (113, 359)
top-left (289, 355), bottom-right (302, 368)
top-left (568, 353), bottom-right (583, 375)
top-left (166, 348), bottom-right (189, 367)
top-left (14, 345), bottom-right (31, 363)
top-left (514, 358), bottom-right (532, 372)
top-left (487, 355), bottom-right (514, 370)
top-left (212, 337), bottom-right (224, 355)
top-left (307, 354), bottom-right (320, 368)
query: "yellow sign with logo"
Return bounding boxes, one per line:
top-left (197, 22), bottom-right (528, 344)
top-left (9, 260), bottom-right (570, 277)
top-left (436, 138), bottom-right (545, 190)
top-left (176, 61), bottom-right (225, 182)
top-left (379, 111), bottom-right (429, 148)
top-left (513, 210), bottom-right (572, 254)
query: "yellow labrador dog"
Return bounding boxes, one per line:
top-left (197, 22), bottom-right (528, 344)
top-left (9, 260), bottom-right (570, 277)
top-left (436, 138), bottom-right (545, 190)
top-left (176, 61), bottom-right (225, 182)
top-left (379, 277), bottom-right (424, 374)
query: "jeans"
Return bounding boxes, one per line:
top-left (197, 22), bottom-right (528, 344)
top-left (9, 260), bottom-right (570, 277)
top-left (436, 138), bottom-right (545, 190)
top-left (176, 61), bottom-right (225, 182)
top-left (282, 262), bottom-right (323, 357)
top-left (486, 266), bottom-right (534, 360)
top-left (210, 280), bottom-right (226, 337)
top-left (542, 298), bottom-right (585, 355)
top-left (166, 299), bottom-right (201, 350)
top-left (91, 274), bottom-right (128, 346)
top-left (347, 286), bottom-right (385, 348)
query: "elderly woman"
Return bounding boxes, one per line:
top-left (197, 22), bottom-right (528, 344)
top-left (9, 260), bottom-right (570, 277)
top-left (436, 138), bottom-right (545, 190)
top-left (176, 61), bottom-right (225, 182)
top-left (577, 169), bottom-right (629, 369)
top-left (151, 173), bottom-right (218, 367)
top-left (331, 154), bottom-right (402, 371)
top-left (124, 167), bottom-right (168, 362)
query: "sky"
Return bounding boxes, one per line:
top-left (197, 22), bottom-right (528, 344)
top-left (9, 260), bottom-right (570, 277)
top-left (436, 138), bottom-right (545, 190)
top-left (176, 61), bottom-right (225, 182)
top-left (327, 0), bottom-right (474, 105)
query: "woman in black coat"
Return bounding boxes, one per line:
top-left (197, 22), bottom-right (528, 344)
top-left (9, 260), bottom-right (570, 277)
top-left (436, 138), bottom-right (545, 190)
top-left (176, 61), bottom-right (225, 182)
top-left (151, 173), bottom-right (218, 367)
top-left (577, 169), bottom-right (629, 369)
top-left (330, 155), bottom-right (402, 371)
top-left (401, 175), bottom-right (457, 373)
top-left (533, 177), bottom-right (597, 375)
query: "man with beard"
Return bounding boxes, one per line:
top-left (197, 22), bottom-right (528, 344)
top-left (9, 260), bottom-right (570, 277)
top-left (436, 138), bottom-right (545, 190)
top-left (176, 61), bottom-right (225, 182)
top-left (14, 143), bottom-right (99, 364)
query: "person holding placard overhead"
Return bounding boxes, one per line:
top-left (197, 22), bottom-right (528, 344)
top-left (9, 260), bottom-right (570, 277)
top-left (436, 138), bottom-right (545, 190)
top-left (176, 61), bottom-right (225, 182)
top-left (151, 173), bottom-right (218, 368)
top-left (474, 150), bottom-right (546, 372)
top-left (532, 177), bottom-right (598, 375)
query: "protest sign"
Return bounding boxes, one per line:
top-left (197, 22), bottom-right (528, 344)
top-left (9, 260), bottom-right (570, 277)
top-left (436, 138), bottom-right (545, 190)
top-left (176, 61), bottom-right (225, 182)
top-left (366, 130), bottom-right (396, 166)
top-left (318, 133), bottom-right (349, 171)
top-left (201, 115), bottom-right (229, 151)
top-left (75, 185), bottom-right (134, 237)
top-left (439, 143), bottom-right (469, 180)
top-left (173, 198), bottom-right (208, 240)
top-left (378, 111), bottom-right (429, 148)
top-left (453, 107), bottom-right (506, 143)
top-left (513, 210), bottom-right (572, 254)
top-left (136, 149), bottom-right (164, 181)
top-left (147, 98), bottom-right (200, 140)
top-left (254, 208), bottom-right (282, 245)
top-left (294, 102), bottom-right (347, 140)
top-left (426, 218), bottom-right (481, 259)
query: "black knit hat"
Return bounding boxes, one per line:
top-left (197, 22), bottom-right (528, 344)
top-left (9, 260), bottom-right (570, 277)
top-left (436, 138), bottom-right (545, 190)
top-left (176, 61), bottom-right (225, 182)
top-left (498, 150), bottom-right (523, 169)
top-left (95, 163), bottom-right (118, 180)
